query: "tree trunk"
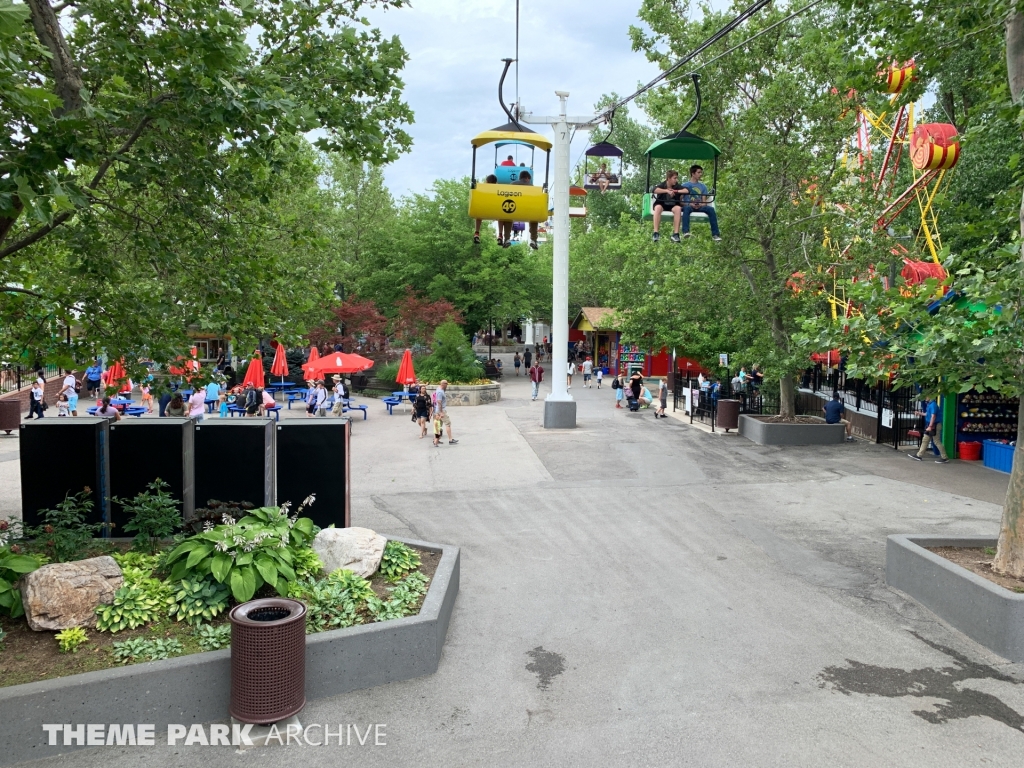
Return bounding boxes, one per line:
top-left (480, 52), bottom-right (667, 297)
top-left (25, 0), bottom-right (84, 116)
top-left (994, 12), bottom-right (1024, 577)
top-left (779, 375), bottom-right (796, 420)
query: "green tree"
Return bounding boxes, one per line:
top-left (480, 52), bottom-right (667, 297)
top-left (0, 0), bottom-right (412, 366)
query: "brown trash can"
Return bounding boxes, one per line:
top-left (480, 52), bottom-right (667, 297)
top-left (0, 399), bottom-right (20, 435)
top-left (717, 399), bottom-right (740, 432)
top-left (229, 598), bottom-right (307, 724)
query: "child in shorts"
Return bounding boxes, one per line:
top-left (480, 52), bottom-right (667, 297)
top-left (432, 412), bottom-right (444, 447)
top-left (140, 384), bottom-right (154, 413)
top-left (57, 393), bottom-right (70, 417)
top-left (595, 367), bottom-right (604, 388)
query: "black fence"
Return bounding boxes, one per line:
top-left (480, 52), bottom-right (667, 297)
top-left (0, 364), bottom-right (64, 396)
top-left (672, 376), bottom-right (800, 431)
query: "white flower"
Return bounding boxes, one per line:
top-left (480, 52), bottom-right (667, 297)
top-left (0, 532), bottom-right (8, 548)
top-left (233, 535), bottom-right (245, 548)
top-left (279, 535), bottom-right (289, 548)
top-left (279, 502), bottom-right (291, 517)
top-left (215, 540), bottom-right (229, 553)
top-left (302, 494), bottom-right (316, 507)
top-left (243, 542), bottom-right (255, 552)
top-left (221, 513), bottom-right (236, 526)
top-left (202, 521), bottom-right (214, 532)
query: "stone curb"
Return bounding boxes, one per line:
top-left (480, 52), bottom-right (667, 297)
top-left (885, 534), bottom-right (1024, 661)
top-left (0, 536), bottom-right (459, 765)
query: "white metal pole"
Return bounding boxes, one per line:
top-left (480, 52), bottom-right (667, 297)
top-left (546, 91), bottom-right (572, 407)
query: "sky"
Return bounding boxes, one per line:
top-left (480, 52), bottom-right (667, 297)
top-left (363, 0), bottom-right (667, 198)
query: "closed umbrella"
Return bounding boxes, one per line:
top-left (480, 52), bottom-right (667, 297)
top-left (105, 359), bottom-right (130, 395)
top-left (396, 349), bottom-right (416, 386)
top-left (241, 354), bottom-right (265, 389)
top-left (304, 346), bottom-right (320, 382)
top-left (270, 343), bottom-right (289, 384)
top-left (302, 352), bottom-right (374, 379)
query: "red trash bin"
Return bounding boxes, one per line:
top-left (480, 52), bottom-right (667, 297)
top-left (958, 441), bottom-right (982, 461)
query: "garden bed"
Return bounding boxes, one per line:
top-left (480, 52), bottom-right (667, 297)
top-left (926, 546), bottom-right (1024, 594)
top-left (0, 546), bottom-right (440, 688)
top-left (738, 414), bottom-right (846, 445)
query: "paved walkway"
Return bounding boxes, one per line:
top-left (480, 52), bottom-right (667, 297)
top-left (8, 363), bottom-right (1024, 767)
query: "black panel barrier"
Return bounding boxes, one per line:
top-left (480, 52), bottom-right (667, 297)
top-left (20, 418), bottom-right (111, 529)
top-left (109, 418), bottom-right (195, 532)
top-left (275, 419), bottom-right (350, 530)
top-left (194, 419), bottom-right (275, 508)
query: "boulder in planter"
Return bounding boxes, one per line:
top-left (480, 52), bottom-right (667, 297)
top-left (886, 535), bottom-right (1024, 662)
top-left (20, 556), bottom-right (123, 631)
top-left (313, 526), bottom-right (386, 578)
top-left (738, 414), bottom-right (845, 445)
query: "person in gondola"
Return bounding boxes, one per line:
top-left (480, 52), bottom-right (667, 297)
top-left (651, 169), bottom-right (685, 243)
top-left (679, 164), bottom-right (722, 241)
top-left (499, 171), bottom-right (539, 250)
top-left (474, 174), bottom-right (499, 244)
top-left (500, 155), bottom-right (516, 166)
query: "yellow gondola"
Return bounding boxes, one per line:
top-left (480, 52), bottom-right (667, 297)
top-left (468, 60), bottom-right (551, 224)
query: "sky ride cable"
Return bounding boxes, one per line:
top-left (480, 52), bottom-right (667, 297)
top-left (598, 0), bottom-right (775, 121)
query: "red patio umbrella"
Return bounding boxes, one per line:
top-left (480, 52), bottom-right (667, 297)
top-left (302, 351), bottom-right (374, 379)
top-left (270, 343), bottom-right (289, 384)
top-left (396, 349), bottom-right (416, 385)
top-left (241, 354), bottom-right (265, 389)
top-left (105, 359), bottom-right (131, 394)
top-left (304, 346), bottom-right (321, 382)
top-left (168, 347), bottom-right (200, 378)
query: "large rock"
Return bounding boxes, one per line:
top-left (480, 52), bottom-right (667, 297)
top-left (20, 556), bottom-right (123, 631)
top-left (313, 527), bottom-right (386, 578)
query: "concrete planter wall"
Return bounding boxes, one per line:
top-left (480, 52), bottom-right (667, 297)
top-left (738, 414), bottom-right (845, 445)
top-left (886, 534), bottom-right (1024, 662)
top-left (423, 383), bottom-right (501, 406)
top-left (0, 537), bottom-right (459, 765)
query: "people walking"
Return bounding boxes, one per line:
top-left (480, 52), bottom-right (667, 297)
top-left (513, 352), bottom-right (522, 376)
top-left (189, 385), bottom-right (207, 421)
top-left (909, 397), bottom-right (949, 463)
top-left (582, 357), bottom-right (594, 388)
top-left (567, 360), bottom-right (576, 390)
top-left (27, 379), bottom-right (45, 419)
top-left (414, 385), bottom-right (431, 438)
top-left (432, 380), bottom-right (457, 445)
top-left (523, 347), bottom-right (532, 370)
top-left (529, 362), bottom-right (544, 401)
top-left (655, 379), bottom-right (668, 418)
top-left (595, 366), bottom-right (603, 388)
top-left (59, 369), bottom-right (79, 416)
top-left (84, 359), bottom-right (103, 396)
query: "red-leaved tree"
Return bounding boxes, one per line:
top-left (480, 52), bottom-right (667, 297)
top-left (308, 298), bottom-right (388, 354)
top-left (389, 287), bottom-right (463, 348)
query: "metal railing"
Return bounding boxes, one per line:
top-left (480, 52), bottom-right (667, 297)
top-left (0, 364), bottom-right (64, 396)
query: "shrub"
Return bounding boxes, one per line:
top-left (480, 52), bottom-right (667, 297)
top-left (379, 540), bottom-right (421, 583)
top-left (165, 500), bottom-right (317, 603)
top-left (95, 584), bottom-right (161, 632)
top-left (327, 569), bottom-right (375, 602)
top-left (194, 623), bottom-right (232, 651)
top-left (111, 551), bottom-right (160, 572)
top-left (120, 566), bottom-right (174, 605)
top-left (115, 480), bottom-right (181, 552)
top-left (55, 627), bottom-right (89, 654)
top-left (0, 543), bottom-right (40, 618)
top-left (416, 322), bottom-right (483, 384)
top-left (366, 571), bottom-right (429, 622)
top-left (301, 579), bottom-right (363, 633)
top-left (168, 578), bottom-right (230, 626)
top-left (112, 637), bottom-right (183, 664)
top-left (26, 490), bottom-right (109, 563)
top-left (292, 547), bottom-right (324, 581)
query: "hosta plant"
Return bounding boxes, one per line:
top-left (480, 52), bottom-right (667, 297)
top-left (95, 584), bottom-right (161, 632)
top-left (301, 579), bottom-right (363, 633)
top-left (194, 623), bottom-right (232, 651)
top-left (55, 627), bottom-right (89, 654)
top-left (112, 637), bottom-right (183, 664)
top-left (327, 569), bottom-right (376, 602)
top-left (0, 543), bottom-right (40, 618)
top-left (168, 579), bottom-right (230, 626)
top-left (379, 540), bottom-right (421, 583)
top-left (292, 547), bottom-right (324, 581)
top-left (366, 571), bottom-right (429, 622)
top-left (165, 500), bottom-right (316, 603)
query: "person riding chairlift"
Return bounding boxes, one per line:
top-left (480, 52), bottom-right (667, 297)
top-left (474, 174), bottom-right (499, 244)
top-left (500, 155), bottom-right (516, 167)
top-left (499, 170), bottom-right (539, 250)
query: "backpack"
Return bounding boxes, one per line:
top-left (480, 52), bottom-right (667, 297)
top-left (611, 377), bottom-right (621, 390)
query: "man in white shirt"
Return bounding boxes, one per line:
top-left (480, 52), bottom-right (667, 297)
top-left (59, 369), bottom-right (79, 416)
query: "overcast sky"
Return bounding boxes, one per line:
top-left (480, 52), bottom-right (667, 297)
top-left (364, 0), bottom-right (667, 198)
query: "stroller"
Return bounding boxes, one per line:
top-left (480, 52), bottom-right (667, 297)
top-left (627, 396), bottom-right (640, 412)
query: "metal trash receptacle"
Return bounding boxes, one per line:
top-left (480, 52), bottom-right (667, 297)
top-left (229, 598), bottom-right (307, 724)
top-left (0, 400), bottom-right (20, 434)
top-left (717, 399), bottom-right (740, 431)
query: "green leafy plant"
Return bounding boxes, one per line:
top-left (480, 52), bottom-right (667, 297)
top-left (121, 567), bottom-right (174, 606)
top-left (0, 625), bottom-right (7, 649)
top-left (55, 627), bottom-right (89, 654)
top-left (378, 540), bottom-right (421, 583)
top-left (366, 572), bottom-right (429, 622)
top-left (115, 480), bottom-right (181, 552)
top-left (168, 579), bottom-right (230, 626)
top-left (417, 322), bottom-right (484, 384)
top-left (95, 584), bottom-right (161, 633)
top-left (302, 579), bottom-right (363, 633)
top-left (165, 500), bottom-right (317, 603)
top-left (26, 490), bottom-right (109, 563)
top-left (194, 623), bottom-right (232, 651)
top-left (111, 551), bottom-right (160, 572)
top-left (0, 535), bottom-right (40, 618)
top-left (327, 569), bottom-right (376, 602)
top-left (111, 637), bottom-right (183, 664)
top-left (292, 547), bottom-right (324, 581)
